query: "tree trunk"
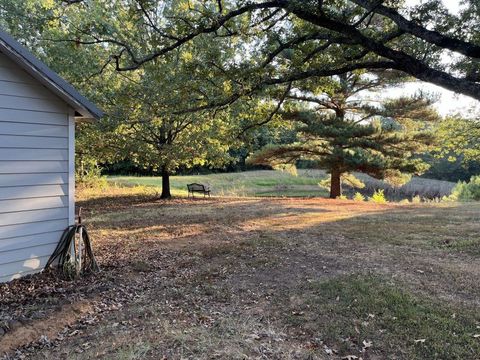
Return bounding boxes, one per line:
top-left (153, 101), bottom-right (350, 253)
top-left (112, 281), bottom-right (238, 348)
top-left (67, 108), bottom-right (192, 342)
top-left (330, 169), bottom-right (342, 199)
top-left (160, 166), bottom-right (172, 199)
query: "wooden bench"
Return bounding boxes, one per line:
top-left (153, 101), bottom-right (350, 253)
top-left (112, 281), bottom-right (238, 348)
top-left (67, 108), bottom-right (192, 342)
top-left (187, 183), bottom-right (211, 198)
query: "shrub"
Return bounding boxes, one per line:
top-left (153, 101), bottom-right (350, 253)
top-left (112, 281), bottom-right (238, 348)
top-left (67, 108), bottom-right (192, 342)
top-left (370, 189), bottom-right (387, 204)
top-left (337, 194), bottom-right (348, 200)
top-left (76, 158), bottom-right (108, 189)
top-left (79, 175), bottom-right (108, 189)
top-left (342, 173), bottom-right (366, 189)
top-left (353, 192), bottom-right (365, 201)
top-left (411, 195), bottom-right (422, 203)
top-left (449, 175), bottom-right (480, 201)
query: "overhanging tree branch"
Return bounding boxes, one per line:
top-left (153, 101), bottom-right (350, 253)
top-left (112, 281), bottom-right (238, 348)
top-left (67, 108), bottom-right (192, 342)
top-left (113, 1), bottom-right (283, 71)
top-left (52, 0), bottom-right (480, 101)
top-left (286, 3), bottom-right (480, 99)
top-left (173, 60), bottom-right (400, 115)
top-left (351, 0), bottom-right (480, 59)
top-left (238, 82), bottom-right (292, 137)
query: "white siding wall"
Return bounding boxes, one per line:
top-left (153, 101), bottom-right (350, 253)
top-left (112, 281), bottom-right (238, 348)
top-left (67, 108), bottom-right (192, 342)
top-left (0, 52), bottom-right (72, 282)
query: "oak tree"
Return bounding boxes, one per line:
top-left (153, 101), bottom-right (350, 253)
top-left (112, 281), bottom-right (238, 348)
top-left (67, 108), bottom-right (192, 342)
top-left (46, 0), bottom-right (480, 103)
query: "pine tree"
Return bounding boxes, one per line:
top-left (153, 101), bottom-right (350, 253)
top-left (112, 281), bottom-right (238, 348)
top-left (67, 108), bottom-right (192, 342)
top-left (248, 72), bottom-right (439, 198)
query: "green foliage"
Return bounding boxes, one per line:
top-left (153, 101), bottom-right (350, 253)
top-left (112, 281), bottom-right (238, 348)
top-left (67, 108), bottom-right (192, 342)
top-left (411, 195), bottom-right (422, 204)
top-left (100, 35), bottom-right (238, 184)
top-left (421, 152), bottom-right (480, 182)
top-left (316, 178), bottom-right (331, 192)
top-left (77, 173), bottom-right (108, 190)
top-left (435, 116), bottom-right (480, 164)
top-left (2, 0), bottom-right (475, 103)
top-left (370, 189), bottom-right (388, 204)
top-left (383, 170), bottom-right (413, 187)
top-left (76, 157), bottom-right (108, 189)
top-left (342, 173), bottom-right (366, 189)
top-left (249, 72), bottom-right (439, 198)
top-left (0, 0), bottom-right (239, 198)
top-left (353, 192), bottom-right (365, 201)
top-left (272, 163), bottom-right (298, 177)
top-left (450, 176), bottom-right (480, 201)
top-left (318, 173), bottom-right (365, 192)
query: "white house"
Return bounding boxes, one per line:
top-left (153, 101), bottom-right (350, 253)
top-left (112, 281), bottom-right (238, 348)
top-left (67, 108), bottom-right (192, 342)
top-left (0, 29), bottom-right (103, 282)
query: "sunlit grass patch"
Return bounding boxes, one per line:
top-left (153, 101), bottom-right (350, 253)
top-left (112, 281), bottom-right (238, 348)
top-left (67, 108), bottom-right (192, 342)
top-left (77, 183), bottom-right (168, 201)
top-left (290, 275), bottom-right (480, 359)
top-left (108, 170), bottom-right (328, 198)
top-left (107, 169), bottom-right (456, 201)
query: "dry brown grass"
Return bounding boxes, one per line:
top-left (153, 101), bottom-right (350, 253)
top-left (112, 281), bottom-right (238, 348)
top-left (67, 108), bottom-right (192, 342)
top-left (1, 191), bottom-right (479, 359)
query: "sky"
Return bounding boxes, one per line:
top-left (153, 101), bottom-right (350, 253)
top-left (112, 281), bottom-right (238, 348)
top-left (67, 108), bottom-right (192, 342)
top-left (395, 0), bottom-right (479, 116)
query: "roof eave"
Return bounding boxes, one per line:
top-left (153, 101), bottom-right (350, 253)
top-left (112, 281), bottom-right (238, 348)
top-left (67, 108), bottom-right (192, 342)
top-left (0, 28), bottom-right (104, 120)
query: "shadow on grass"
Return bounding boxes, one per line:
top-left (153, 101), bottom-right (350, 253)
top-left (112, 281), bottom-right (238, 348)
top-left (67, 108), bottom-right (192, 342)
top-left (79, 193), bottom-right (479, 256)
top-left (276, 274), bottom-right (480, 359)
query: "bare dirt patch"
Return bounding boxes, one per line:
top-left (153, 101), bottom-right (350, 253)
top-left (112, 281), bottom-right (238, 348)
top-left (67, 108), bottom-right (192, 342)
top-left (0, 301), bottom-right (94, 353)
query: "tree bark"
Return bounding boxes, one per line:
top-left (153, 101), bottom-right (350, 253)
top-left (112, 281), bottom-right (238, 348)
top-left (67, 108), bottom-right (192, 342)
top-left (160, 166), bottom-right (172, 199)
top-left (330, 169), bottom-right (342, 199)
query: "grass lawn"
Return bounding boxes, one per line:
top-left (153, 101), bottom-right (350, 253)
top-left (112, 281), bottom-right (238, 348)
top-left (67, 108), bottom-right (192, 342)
top-left (108, 169), bottom-right (331, 198)
top-left (108, 169), bottom-right (455, 200)
top-left (1, 191), bottom-right (479, 359)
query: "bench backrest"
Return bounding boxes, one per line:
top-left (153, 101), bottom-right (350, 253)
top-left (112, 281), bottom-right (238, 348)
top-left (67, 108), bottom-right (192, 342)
top-left (187, 183), bottom-right (206, 191)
